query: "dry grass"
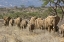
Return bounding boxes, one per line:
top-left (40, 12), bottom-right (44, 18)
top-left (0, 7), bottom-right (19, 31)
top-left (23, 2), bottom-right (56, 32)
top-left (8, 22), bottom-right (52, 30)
top-left (0, 21), bottom-right (63, 42)
top-left (0, 25), bottom-right (63, 42)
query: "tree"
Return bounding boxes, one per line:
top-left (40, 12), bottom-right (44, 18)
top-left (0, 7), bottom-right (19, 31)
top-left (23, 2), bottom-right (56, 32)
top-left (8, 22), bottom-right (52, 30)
top-left (14, 6), bottom-right (18, 9)
top-left (20, 5), bottom-right (25, 8)
top-left (28, 5), bottom-right (35, 8)
top-left (41, 0), bottom-right (64, 19)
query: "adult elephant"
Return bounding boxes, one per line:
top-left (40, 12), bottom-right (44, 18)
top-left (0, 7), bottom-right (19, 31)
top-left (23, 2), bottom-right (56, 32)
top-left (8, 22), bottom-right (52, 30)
top-left (20, 19), bottom-right (28, 29)
top-left (29, 16), bottom-right (37, 32)
top-left (35, 18), bottom-right (45, 30)
top-left (14, 17), bottom-right (22, 28)
top-left (9, 19), bottom-right (14, 26)
top-left (3, 16), bottom-right (11, 26)
top-left (44, 15), bottom-right (60, 32)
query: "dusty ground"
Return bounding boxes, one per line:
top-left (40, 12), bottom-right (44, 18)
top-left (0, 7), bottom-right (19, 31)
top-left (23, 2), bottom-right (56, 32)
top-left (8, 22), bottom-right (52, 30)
top-left (0, 19), bottom-right (64, 42)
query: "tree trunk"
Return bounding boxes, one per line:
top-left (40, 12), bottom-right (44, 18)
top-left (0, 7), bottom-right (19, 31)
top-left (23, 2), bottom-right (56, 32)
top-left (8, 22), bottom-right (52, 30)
top-left (49, 0), bottom-right (57, 15)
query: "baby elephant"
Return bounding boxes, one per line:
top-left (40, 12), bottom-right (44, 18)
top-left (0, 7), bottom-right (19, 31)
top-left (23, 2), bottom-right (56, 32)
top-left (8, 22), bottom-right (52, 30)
top-left (9, 19), bottom-right (14, 26)
top-left (14, 17), bottom-right (22, 28)
top-left (20, 19), bottom-right (28, 29)
top-left (59, 24), bottom-right (64, 37)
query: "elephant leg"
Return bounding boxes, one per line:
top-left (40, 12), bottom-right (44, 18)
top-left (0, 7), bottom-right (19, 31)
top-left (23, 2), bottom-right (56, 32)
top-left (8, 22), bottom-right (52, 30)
top-left (40, 27), bottom-right (42, 29)
top-left (46, 27), bottom-right (48, 31)
top-left (29, 25), bottom-right (34, 32)
top-left (53, 26), bottom-right (56, 32)
top-left (61, 30), bottom-right (62, 34)
top-left (40, 27), bottom-right (42, 30)
top-left (22, 26), bottom-right (23, 29)
top-left (63, 31), bottom-right (64, 37)
top-left (61, 30), bottom-right (64, 37)
top-left (29, 27), bottom-right (31, 31)
top-left (41, 26), bottom-right (43, 30)
top-left (23, 26), bottom-right (24, 29)
top-left (29, 27), bottom-right (33, 32)
top-left (48, 26), bottom-right (51, 32)
top-left (11, 23), bottom-right (13, 26)
top-left (22, 26), bottom-right (24, 30)
top-left (41, 26), bottom-right (44, 30)
top-left (18, 24), bottom-right (21, 29)
top-left (24, 25), bottom-right (26, 29)
top-left (50, 26), bottom-right (53, 32)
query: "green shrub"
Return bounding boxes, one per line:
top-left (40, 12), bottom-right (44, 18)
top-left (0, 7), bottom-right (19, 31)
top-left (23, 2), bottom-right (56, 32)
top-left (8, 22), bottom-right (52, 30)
top-left (1, 8), bottom-right (62, 19)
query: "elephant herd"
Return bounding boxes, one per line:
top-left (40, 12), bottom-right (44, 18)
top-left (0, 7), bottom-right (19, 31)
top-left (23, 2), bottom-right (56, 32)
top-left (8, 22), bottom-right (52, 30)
top-left (3, 15), bottom-right (64, 37)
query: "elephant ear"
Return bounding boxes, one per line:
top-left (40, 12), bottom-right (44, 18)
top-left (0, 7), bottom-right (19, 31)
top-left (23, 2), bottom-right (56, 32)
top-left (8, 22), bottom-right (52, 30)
top-left (34, 16), bottom-right (37, 19)
top-left (3, 16), bottom-right (7, 20)
top-left (20, 17), bottom-right (22, 21)
top-left (8, 16), bottom-right (11, 21)
top-left (55, 15), bottom-right (60, 25)
top-left (3, 18), bottom-right (5, 20)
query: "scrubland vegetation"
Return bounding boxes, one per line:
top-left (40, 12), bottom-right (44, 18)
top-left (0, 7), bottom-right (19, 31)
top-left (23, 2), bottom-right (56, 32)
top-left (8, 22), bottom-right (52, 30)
top-left (0, 7), bottom-right (63, 19)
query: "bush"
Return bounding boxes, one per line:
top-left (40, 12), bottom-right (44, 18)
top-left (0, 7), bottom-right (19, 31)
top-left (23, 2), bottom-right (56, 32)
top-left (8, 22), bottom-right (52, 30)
top-left (0, 15), bottom-right (3, 19)
top-left (1, 8), bottom-right (62, 19)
